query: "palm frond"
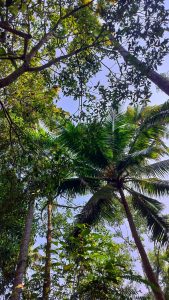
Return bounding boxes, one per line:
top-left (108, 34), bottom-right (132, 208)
top-left (59, 122), bottom-right (110, 169)
top-left (127, 103), bottom-right (169, 154)
top-left (141, 159), bottom-right (169, 178)
top-left (128, 188), bottom-right (169, 245)
top-left (131, 178), bottom-right (169, 197)
top-left (73, 159), bottom-right (103, 178)
top-left (72, 185), bottom-right (116, 236)
top-left (105, 115), bottom-right (137, 162)
top-left (117, 144), bottom-right (156, 173)
top-left (57, 177), bottom-right (102, 197)
top-left (143, 100), bottom-right (169, 127)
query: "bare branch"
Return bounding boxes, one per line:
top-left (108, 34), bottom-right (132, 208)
top-left (56, 204), bottom-right (83, 209)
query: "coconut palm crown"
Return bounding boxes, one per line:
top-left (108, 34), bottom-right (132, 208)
top-left (58, 102), bottom-right (169, 300)
top-left (59, 104), bottom-right (169, 244)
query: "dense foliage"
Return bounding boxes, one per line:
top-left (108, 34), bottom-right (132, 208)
top-left (0, 0), bottom-right (169, 117)
top-left (0, 1), bottom-right (169, 299)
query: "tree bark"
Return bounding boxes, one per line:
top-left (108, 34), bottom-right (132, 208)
top-left (109, 36), bottom-right (169, 97)
top-left (10, 200), bottom-right (35, 300)
top-left (42, 199), bottom-right (52, 300)
top-left (119, 188), bottom-right (165, 300)
top-left (0, 64), bottom-right (28, 89)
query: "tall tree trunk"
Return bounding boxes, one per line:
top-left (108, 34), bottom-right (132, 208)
top-left (42, 199), bottom-right (52, 300)
top-left (119, 188), bottom-right (165, 300)
top-left (109, 36), bottom-right (169, 97)
top-left (11, 199), bottom-right (35, 300)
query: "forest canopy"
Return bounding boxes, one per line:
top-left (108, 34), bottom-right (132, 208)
top-left (0, 1), bottom-right (169, 299)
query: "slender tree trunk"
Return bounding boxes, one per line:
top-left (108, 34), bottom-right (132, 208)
top-left (119, 188), bottom-right (165, 300)
top-left (109, 36), bottom-right (169, 97)
top-left (42, 199), bottom-right (52, 300)
top-left (154, 244), bottom-right (161, 282)
top-left (11, 199), bottom-right (35, 300)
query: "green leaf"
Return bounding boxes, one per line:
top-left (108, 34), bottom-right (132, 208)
top-left (129, 188), bottom-right (169, 244)
top-left (0, 47), bottom-right (6, 55)
top-left (63, 264), bottom-right (74, 271)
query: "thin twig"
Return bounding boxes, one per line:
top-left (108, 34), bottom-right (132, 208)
top-left (0, 100), bottom-right (25, 151)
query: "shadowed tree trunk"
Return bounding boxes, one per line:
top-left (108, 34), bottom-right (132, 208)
top-left (119, 188), bottom-right (165, 300)
top-left (42, 198), bottom-right (52, 300)
top-left (109, 36), bottom-right (169, 97)
top-left (11, 199), bottom-right (35, 300)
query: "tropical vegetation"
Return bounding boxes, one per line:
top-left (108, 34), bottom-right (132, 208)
top-left (0, 1), bottom-right (169, 299)
top-left (59, 104), bottom-right (169, 299)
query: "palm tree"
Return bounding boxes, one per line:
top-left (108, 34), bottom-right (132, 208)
top-left (58, 102), bottom-right (169, 300)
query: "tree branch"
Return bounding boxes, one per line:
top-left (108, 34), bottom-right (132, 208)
top-left (0, 64), bottom-right (27, 88)
top-left (27, 43), bottom-right (96, 72)
top-left (0, 21), bottom-right (32, 39)
top-left (0, 100), bottom-right (24, 151)
top-left (109, 34), bottom-right (169, 96)
top-left (27, 1), bottom-right (94, 61)
top-left (0, 56), bottom-right (24, 60)
top-left (56, 204), bottom-right (83, 209)
top-left (0, 1), bottom-right (95, 88)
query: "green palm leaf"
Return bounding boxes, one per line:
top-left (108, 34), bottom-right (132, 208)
top-left (57, 177), bottom-right (102, 197)
top-left (141, 159), bottom-right (169, 178)
top-left (128, 189), bottom-right (169, 245)
top-left (117, 144), bottom-right (157, 173)
top-left (105, 115), bottom-right (136, 161)
top-left (60, 122), bottom-right (110, 169)
top-left (73, 159), bottom-right (104, 178)
top-left (131, 178), bottom-right (169, 197)
top-left (128, 103), bottom-right (169, 153)
top-left (143, 100), bottom-right (169, 127)
top-left (72, 185), bottom-right (116, 236)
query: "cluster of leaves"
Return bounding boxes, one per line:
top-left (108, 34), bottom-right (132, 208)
top-left (0, 169), bottom-right (27, 295)
top-left (97, 0), bottom-right (169, 105)
top-left (147, 245), bottom-right (169, 298)
top-left (0, 0), bottom-right (169, 121)
top-left (23, 213), bottom-right (144, 300)
top-left (0, 62), bottom-right (72, 297)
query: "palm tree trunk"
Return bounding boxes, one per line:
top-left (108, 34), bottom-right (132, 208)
top-left (42, 199), bottom-right (52, 300)
top-left (109, 36), bottom-right (169, 96)
top-left (119, 188), bottom-right (165, 300)
top-left (11, 199), bottom-right (35, 300)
